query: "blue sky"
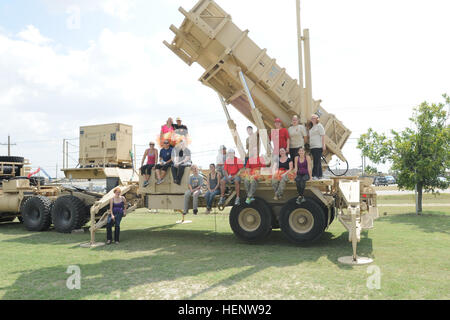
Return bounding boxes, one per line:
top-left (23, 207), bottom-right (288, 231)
top-left (1, 0), bottom-right (450, 176)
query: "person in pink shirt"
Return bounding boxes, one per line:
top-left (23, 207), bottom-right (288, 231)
top-left (160, 118), bottom-right (174, 147)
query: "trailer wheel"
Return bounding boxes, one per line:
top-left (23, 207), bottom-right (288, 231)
top-left (51, 195), bottom-right (88, 233)
top-left (229, 198), bottom-right (272, 243)
top-left (21, 196), bottom-right (52, 231)
top-left (280, 197), bottom-right (326, 244)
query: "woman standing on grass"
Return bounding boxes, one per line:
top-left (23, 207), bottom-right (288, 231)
top-left (106, 187), bottom-right (127, 245)
top-left (294, 147), bottom-right (312, 205)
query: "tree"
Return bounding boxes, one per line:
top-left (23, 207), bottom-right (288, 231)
top-left (364, 165), bottom-right (378, 176)
top-left (358, 95), bottom-right (450, 214)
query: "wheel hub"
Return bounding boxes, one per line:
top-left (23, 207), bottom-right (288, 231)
top-left (238, 208), bottom-right (261, 232)
top-left (289, 208), bottom-right (314, 234)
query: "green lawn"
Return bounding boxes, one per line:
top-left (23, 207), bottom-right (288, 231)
top-left (377, 193), bottom-right (450, 205)
top-left (0, 202), bottom-right (449, 300)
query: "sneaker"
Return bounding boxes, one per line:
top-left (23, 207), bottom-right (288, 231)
top-left (143, 181), bottom-right (149, 187)
top-left (234, 197), bottom-right (240, 206)
top-left (245, 198), bottom-right (252, 205)
top-left (218, 197), bottom-right (225, 206)
top-left (193, 209), bottom-right (198, 215)
top-left (156, 179), bottom-right (163, 185)
top-left (115, 241), bottom-right (120, 244)
top-left (296, 196), bottom-right (303, 205)
top-left (273, 195), bottom-right (279, 201)
top-left (106, 240), bottom-right (112, 245)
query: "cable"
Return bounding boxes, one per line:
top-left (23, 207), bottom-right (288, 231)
top-left (323, 156), bottom-right (349, 177)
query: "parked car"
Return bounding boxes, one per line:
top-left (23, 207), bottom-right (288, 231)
top-left (373, 176), bottom-right (389, 186)
top-left (385, 175), bottom-right (396, 185)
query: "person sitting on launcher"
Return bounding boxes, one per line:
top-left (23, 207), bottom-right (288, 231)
top-left (155, 140), bottom-right (173, 185)
top-left (271, 148), bottom-right (294, 201)
top-left (140, 142), bottom-right (158, 187)
top-left (171, 140), bottom-right (192, 185)
top-left (218, 149), bottom-right (244, 206)
top-left (243, 155), bottom-right (266, 205)
top-left (182, 164), bottom-right (203, 222)
top-left (204, 164), bottom-right (221, 213)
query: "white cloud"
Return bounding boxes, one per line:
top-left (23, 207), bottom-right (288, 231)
top-left (17, 25), bottom-right (52, 45)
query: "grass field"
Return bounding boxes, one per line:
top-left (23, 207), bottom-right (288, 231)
top-left (0, 194), bottom-right (449, 300)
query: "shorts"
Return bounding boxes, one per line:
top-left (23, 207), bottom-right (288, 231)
top-left (141, 164), bottom-right (154, 175)
top-left (222, 175), bottom-right (241, 184)
top-left (155, 163), bottom-right (172, 172)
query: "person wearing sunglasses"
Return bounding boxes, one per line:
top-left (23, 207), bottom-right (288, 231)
top-left (155, 140), bottom-right (173, 185)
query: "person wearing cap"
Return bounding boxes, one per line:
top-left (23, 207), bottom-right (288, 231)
top-left (309, 114), bottom-right (326, 180)
top-left (140, 142), bottom-right (158, 187)
top-left (173, 117), bottom-right (188, 136)
top-left (270, 118), bottom-right (290, 162)
top-left (288, 115), bottom-right (308, 163)
top-left (218, 149), bottom-right (244, 206)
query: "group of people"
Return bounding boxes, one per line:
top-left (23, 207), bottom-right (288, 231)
top-left (106, 113), bottom-right (327, 242)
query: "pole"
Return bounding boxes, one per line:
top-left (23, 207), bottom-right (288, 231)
top-left (63, 139), bottom-right (66, 170)
top-left (296, 0), bottom-right (306, 121)
top-left (303, 29), bottom-right (313, 120)
top-left (66, 140), bottom-right (69, 169)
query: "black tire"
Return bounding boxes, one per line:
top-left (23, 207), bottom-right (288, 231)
top-left (0, 156), bottom-right (24, 163)
top-left (229, 197), bottom-right (272, 243)
top-left (52, 196), bottom-right (88, 233)
top-left (21, 196), bottom-right (52, 231)
top-left (280, 197), bottom-right (327, 244)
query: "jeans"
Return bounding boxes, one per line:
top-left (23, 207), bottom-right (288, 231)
top-left (172, 164), bottom-right (190, 184)
top-left (272, 174), bottom-right (290, 197)
top-left (204, 189), bottom-right (220, 209)
top-left (184, 189), bottom-right (201, 214)
top-left (295, 174), bottom-right (310, 197)
top-left (244, 179), bottom-right (258, 198)
top-left (106, 211), bottom-right (123, 242)
top-left (310, 148), bottom-right (323, 178)
top-left (289, 148), bottom-right (300, 163)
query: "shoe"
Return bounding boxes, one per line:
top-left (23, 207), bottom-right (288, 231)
top-left (115, 241), bottom-right (119, 244)
top-left (143, 181), bottom-right (149, 187)
top-left (106, 240), bottom-right (112, 245)
top-left (234, 197), bottom-right (240, 206)
top-left (296, 196), bottom-right (303, 205)
top-left (173, 179), bottom-right (178, 185)
top-left (193, 209), bottom-right (198, 215)
top-left (218, 197), bottom-right (225, 206)
top-left (245, 198), bottom-right (251, 205)
top-left (250, 197), bottom-right (255, 204)
top-left (273, 195), bottom-right (279, 201)
top-left (156, 179), bottom-right (162, 185)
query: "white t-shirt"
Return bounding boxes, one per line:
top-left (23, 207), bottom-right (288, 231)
top-left (309, 123), bottom-right (325, 149)
top-left (288, 125), bottom-right (308, 149)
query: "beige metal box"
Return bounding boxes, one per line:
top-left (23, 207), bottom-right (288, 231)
top-left (2, 179), bottom-right (30, 193)
top-left (79, 123), bottom-right (133, 167)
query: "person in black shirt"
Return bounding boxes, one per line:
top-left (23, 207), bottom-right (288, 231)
top-left (173, 117), bottom-right (188, 137)
top-left (271, 148), bottom-right (293, 200)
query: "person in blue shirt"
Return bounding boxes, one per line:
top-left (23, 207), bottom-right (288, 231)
top-left (155, 140), bottom-right (173, 184)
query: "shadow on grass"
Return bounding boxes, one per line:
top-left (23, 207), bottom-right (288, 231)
top-left (0, 218), bottom-right (374, 299)
top-left (378, 211), bottom-right (450, 234)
